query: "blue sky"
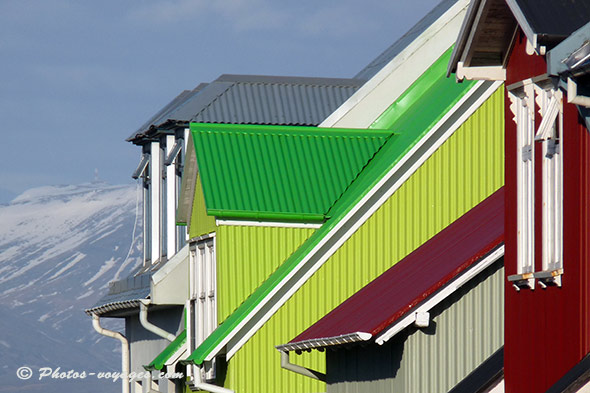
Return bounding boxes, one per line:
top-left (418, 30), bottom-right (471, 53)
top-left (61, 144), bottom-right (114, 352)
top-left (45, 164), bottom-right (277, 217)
top-left (0, 0), bottom-right (441, 201)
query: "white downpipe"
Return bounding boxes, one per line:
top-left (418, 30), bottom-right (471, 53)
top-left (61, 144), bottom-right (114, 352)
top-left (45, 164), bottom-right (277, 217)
top-left (150, 141), bottom-right (161, 263)
top-left (166, 135), bottom-right (177, 258)
top-left (139, 301), bottom-right (176, 342)
top-left (92, 314), bottom-right (130, 393)
top-left (191, 366), bottom-right (235, 393)
top-left (279, 350), bottom-right (325, 381)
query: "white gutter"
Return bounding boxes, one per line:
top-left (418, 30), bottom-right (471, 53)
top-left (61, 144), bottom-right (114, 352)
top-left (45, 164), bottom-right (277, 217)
top-left (139, 300), bottom-right (176, 342)
top-left (92, 314), bottom-right (130, 393)
top-left (375, 245), bottom-right (504, 344)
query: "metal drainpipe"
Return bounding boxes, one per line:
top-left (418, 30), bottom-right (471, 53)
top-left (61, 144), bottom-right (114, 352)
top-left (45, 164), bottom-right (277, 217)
top-left (279, 350), bottom-right (326, 381)
top-left (190, 365), bottom-right (235, 393)
top-left (92, 314), bottom-right (130, 393)
top-left (139, 300), bottom-right (176, 342)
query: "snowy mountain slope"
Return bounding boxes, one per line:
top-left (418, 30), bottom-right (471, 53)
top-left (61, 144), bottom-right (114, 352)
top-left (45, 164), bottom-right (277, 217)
top-left (0, 182), bottom-right (143, 393)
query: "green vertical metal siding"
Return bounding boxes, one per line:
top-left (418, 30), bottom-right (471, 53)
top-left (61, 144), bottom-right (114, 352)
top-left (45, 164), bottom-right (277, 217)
top-left (220, 88), bottom-right (504, 393)
top-left (216, 226), bottom-right (315, 324)
top-left (189, 172), bottom-right (217, 239)
top-left (326, 260), bottom-right (504, 393)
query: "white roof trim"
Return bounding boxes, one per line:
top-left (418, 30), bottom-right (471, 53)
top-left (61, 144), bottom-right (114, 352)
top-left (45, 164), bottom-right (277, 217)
top-left (376, 245), bottom-right (504, 345)
top-left (151, 244), bottom-right (189, 286)
top-left (216, 219), bottom-right (322, 229)
top-left (320, 0), bottom-right (470, 129)
top-left (207, 80), bottom-right (502, 362)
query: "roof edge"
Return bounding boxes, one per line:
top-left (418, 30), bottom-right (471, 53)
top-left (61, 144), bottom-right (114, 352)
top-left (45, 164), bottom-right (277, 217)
top-left (85, 299), bottom-right (142, 316)
top-left (276, 332), bottom-right (372, 353)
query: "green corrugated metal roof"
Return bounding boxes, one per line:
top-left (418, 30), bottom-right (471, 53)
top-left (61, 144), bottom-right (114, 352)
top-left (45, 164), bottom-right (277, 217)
top-left (191, 123), bottom-right (395, 222)
top-left (145, 330), bottom-right (186, 371)
top-left (184, 47), bottom-right (478, 365)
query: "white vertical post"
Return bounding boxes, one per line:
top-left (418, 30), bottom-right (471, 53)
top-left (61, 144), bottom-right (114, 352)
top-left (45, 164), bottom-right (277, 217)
top-left (184, 128), bottom-right (190, 243)
top-left (150, 141), bottom-right (161, 264)
top-left (166, 135), bottom-right (177, 258)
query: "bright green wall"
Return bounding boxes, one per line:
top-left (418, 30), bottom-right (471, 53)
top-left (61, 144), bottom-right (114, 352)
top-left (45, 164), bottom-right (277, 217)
top-left (221, 88), bottom-right (505, 393)
top-left (189, 172), bottom-right (217, 239)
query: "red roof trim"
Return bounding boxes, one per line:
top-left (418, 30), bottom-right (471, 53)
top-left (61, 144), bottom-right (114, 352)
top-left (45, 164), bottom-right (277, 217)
top-left (288, 187), bottom-right (504, 346)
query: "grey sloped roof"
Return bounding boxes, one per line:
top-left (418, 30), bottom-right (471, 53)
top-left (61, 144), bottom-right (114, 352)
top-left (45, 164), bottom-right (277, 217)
top-left (85, 273), bottom-right (151, 316)
top-left (355, 0), bottom-right (459, 80)
top-left (508, 0), bottom-right (590, 44)
top-left (128, 74), bottom-right (365, 143)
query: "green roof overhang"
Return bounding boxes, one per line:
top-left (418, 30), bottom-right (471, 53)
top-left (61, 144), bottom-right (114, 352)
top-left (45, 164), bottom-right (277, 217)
top-left (145, 330), bottom-right (186, 371)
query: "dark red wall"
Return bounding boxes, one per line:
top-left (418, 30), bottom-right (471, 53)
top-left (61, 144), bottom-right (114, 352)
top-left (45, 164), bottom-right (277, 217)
top-left (504, 32), bottom-right (590, 393)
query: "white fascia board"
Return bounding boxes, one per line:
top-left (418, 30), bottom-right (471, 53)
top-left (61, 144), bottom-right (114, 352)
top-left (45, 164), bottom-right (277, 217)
top-left (376, 245), bottom-right (504, 345)
top-left (209, 80), bottom-right (502, 362)
top-left (152, 244), bottom-right (189, 286)
top-left (150, 245), bottom-right (190, 305)
top-left (165, 343), bottom-right (188, 368)
top-left (321, 0), bottom-right (469, 129)
top-left (215, 219), bottom-right (322, 229)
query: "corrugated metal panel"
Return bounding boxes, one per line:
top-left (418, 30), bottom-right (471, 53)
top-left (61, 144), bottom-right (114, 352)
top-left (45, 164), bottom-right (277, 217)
top-left (326, 259), bottom-right (504, 393)
top-left (129, 75), bottom-right (364, 143)
top-left (216, 226), bottom-right (315, 324)
top-left (289, 188), bottom-right (503, 346)
top-left (193, 75), bottom-right (364, 126)
top-left (191, 123), bottom-right (394, 221)
top-left (219, 88), bottom-right (504, 393)
top-left (127, 86), bottom-right (206, 142)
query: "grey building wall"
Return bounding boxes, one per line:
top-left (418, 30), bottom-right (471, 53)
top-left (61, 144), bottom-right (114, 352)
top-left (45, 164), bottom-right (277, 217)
top-left (126, 306), bottom-right (184, 393)
top-left (326, 258), bottom-right (504, 393)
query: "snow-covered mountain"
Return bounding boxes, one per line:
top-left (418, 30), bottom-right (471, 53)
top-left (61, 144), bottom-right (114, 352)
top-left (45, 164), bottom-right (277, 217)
top-left (0, 182), bottom-right (143, 393)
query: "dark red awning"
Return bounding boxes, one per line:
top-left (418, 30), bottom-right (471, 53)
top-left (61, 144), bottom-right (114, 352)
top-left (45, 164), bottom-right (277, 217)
top-left (280, 187), bottom-right (504, 351)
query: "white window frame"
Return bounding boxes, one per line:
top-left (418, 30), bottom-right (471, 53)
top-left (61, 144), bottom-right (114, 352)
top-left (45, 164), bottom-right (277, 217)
top-left (533, 85), bottom-right (564, 287)
top-left (508, 80), bottom-right (536, 290)
top-left (187, 233), bottom-right (217, 381)
top-left (507, 78), bottom-right (564, 290)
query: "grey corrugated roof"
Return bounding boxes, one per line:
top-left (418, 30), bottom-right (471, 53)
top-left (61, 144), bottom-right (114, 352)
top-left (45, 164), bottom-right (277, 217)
top-left (85, 273), bottom-right (151, 316)
top-left (191, 74), bottom-right (363, 125)
top-left (127, 75), bottom-right (364, 143)
top-left (355, 0), bottom-right (459, 80)
top-left (509, 0), bottom-right (590, 44)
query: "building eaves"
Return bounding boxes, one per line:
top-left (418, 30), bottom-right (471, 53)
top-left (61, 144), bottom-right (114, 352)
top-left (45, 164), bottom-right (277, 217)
top-left (84, 273), bottom-right (151, 316)
top-left (278, 188), bottom-right (504, 352)
top-left (127, 84), bottom-right (207, 143)
top-left (507, 0), bottom-right (590, 46)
